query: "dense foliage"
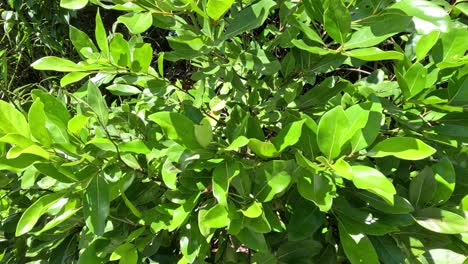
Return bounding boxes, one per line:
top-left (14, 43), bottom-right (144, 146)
top-left (1, 0), bottom-right (468, 263)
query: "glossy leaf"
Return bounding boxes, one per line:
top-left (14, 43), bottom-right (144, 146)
top-left (368, 137), bottom-right (436, 160)
top-left (317, 106), bottom-right (350, 160)
top-left (15, 193), bottom-right (64, 236)
top-left (212, 161), bottom-right (239, 206)
top-left (118, 12), bottom-right (153, 34)
top-left (351, 166), bottom-right (396, 205)
top-left (149, 112), bottom-right (201, 149)
top-left (202, 204), bottom-right (230, 228)
top-left (83, 176), bottom-right (110, 236)
top-left (206, 0), bottom-right (235, 21)
top-left (415, 31), bottom-right (440, 62)
top-left (339, 223), bottom-right (380, 264)
top-left (0, 100), bottom-right (30, 138)
top-left (60, 0), bottom-right (88, 9)
top-left (31, 56), bottom-right (85, 72)
top-left (87, 81), bottom-right (109, 125)
top-left (344, 48), bottom-right (404, 61)
top-left (222, 0), bottom-right (276, 41)
top-left (413, 208), bottom-right (468, 234)
top-left (323, 0), bottom-right (351, 44)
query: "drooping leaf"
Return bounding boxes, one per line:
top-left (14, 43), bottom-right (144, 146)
top-left (83, 176), bottom-right (110, 236)
top-left (339, 223), bottom-right (380, 264)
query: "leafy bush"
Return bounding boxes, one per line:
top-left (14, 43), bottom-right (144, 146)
top-left (1, 0), bottom-right (468, 263)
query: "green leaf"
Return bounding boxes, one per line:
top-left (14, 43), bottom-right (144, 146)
top-left (0, 100), bottom-right (30, 138)
top-left (421, 248), bottom-right (467, 264)
top-left (118, 12), bottom-right (153, 34)
top-left (110, 243), bottom-right (138, 264)
top-left (236, 228), bottom-right (268, 252)
top-left (369, 236), bottom-right (406, 264)
top-left (433, 27), bottom-right (468, 63)
top-left (390, 0), bottom-right (450, 34)
top-left (206, 0), bottom-right (235, 21)
top-left (272, 119), bottom-right (305, 152)
top-left (432, 157), bottom-right (455, 204)
top-left (413, 208), bottom-right (468, 234)
top-left (28, 99), bottom-right (51, 147)
top-left (31, 89), bottom-right (70, 125)
top-left (344, 48), bottom-right (404, 61)
top-left (15, 193), bottom-right (64, 236)
top-left (448, 74), bottom-right (468, 106)
top-left (241, 201), bottom-right (263, 218)
top-left (202, 204), bottom-right (230, 228)
top-left (317, 106), bottom-right (350, 160)
top-left (225, 136), bottom-right (249, 151)
top-left (287, 198), bottom-right (325, 241)
top-left (118, 140), bottom-right (150, 154)
top-left (87, 81), bottom-right (109, 125)
top-left (255, 160), bottom-right (293, 202)
top-left (357, 192), bottom-right (414, 214)
top-left (106, 84), bottom-right (141, 96)
top-left (95, 9), bottom-right (109, 56)
top-left (67, 114), bottom-right (89, 136)
top-left (194, 118), bottom-right (212, 148)
top-left (339, 223), bottom-right (380, 264)
top-left (415, 31), bottom-right (440, 62)
top-left (131, 43), bottom-right (153, 73)
top-left (60, 0), bottom-right (88, 9)
top-left (84, 176), bottom-right (110, 236)
top-left (169, 193), bottom-right (200, 231)
top-left (409, 167), bottom-right (436, 208)
top-left (60, 72), bottom-right (92, 87)
top-left (323, 0), bottom-right (351, 44)
top-left (148, 112), bottom-right (201, 149)
top-left (110, 34), bottom-right (130, 67)
top-left (399, 62), bottom-right (427, 99)
top-left (69, 25), bottom-right (97, 56)
top-left (289, 17), bottom-right (324, 45)
top-left (31, 56), bottom-right (85, 72)
top-left (349, 101), bottom-right (383, 152)
top-left (162, 158), bottom-right (180, 189)
top-left (213, 161), bottom-right (239, 206)
top-left (368, 137), bottom-right (436, 160)
top-left (297, 171), bottom-right (335, 212)
top-left (351, 165), bottom-right (396, 205)
top-left (291, 39), bottom-right (331, 55)
top-left (276, 240), bottom-right (322, 262)
top-left (248, 139), bottom-right (279, 158)
top-left (222, 0), bottom-right (276, 41)
top-left (344, 13), bottom-right (411, 49)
